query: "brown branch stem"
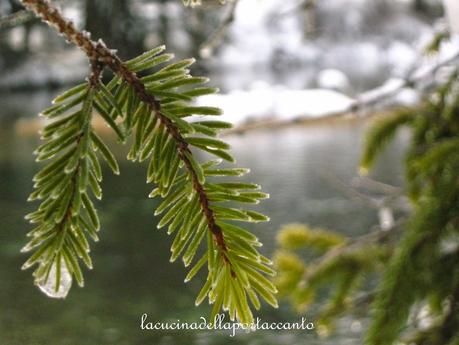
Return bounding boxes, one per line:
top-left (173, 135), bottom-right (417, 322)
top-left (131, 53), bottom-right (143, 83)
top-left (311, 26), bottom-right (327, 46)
top-left (56, 61), bottom-right (102, 239)
top-left (20, 0), bottom-right (229, 260)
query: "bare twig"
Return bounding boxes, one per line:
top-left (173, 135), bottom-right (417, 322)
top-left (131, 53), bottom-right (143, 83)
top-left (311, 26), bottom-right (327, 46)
top-left (225, 47), bottom-right (459, 135)
top-left (351, 49), bottom-right (459, 112)
top-left (322, 172), bottom-right (412, 231)
top-left (0, 9), bottom-right (34, 30)
top-left (277, 0), bottom-right (316, 19)
top-left (322, 171), bottom-right (382, 209)
top-left (303, 217), bottom-right (405, 284)
top-left (199, 0), bottom-right (239, 58)
top-left (351, 176), bottom-right (402, 196)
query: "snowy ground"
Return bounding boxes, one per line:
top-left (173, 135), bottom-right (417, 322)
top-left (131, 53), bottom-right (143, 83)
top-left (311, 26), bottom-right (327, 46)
top-left (197, 86), bottom-right (355, 124)
top-left (0, 50), bottom-right (87, 90)
top-left (2, 0), bottom-right (459, 125)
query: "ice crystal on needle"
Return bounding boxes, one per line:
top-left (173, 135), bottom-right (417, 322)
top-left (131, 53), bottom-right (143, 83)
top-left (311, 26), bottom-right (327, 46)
top-left (36, 258), bottom-right (72, 299)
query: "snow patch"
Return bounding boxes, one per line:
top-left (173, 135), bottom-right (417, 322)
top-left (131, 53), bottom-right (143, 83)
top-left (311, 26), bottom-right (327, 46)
top-left (197, 86), bottom-right (355, 125)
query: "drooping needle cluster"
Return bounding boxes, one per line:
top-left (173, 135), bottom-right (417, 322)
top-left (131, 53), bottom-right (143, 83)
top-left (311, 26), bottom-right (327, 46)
top-left (19, 3), bottom-right (277, 321)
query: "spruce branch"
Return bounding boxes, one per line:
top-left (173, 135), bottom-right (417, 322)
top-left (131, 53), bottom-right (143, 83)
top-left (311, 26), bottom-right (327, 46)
top-left (20, 0), bottom-right (228, 256)
top-left (274, 197), bottom-right (406, 316)
top-left (276, 71), bottom-right (459, 340)
top-left (22, 60), bottom-right (107, 297)
top-left (360, 109), bottom-right (414, 174)
top-left (365, 75), bottom-right (459, 345)
top-left (20, 0), bottom-right (275, 322)
top-left (274, 223), bottom-right (400, 324)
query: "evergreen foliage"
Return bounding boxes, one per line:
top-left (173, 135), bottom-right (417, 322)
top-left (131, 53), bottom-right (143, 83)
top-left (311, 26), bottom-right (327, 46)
top-left (274, 224), bottom-right (390, 334)
top-left (20, 0), bottom-right (276, 324)
top-left (275, 73), bottom-right (459, 344)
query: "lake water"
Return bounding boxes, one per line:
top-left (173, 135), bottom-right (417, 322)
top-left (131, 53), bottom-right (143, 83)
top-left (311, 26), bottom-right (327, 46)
top-left (0, 93), bottom-right (407, 345)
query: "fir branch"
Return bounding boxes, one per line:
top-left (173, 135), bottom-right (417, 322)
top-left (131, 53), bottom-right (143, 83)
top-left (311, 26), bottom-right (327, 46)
top-left (363, 73), bottom-right (459, 345)
top-left (274, 220), bottom-right (404, 323)
top-left (21, 0), bottom-right (275, 322)
top-left (19, 0), bottom-right (228, 257)
top-left (360, 109), bottom-right (414, 173)
top-left (366, 204), bottom-right (452, 345)
top-left (22, 61), bottom-right (107, 296)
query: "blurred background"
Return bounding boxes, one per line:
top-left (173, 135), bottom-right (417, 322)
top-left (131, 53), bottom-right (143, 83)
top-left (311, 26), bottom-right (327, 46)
top-left (0, 0), bottom-right (456, 344)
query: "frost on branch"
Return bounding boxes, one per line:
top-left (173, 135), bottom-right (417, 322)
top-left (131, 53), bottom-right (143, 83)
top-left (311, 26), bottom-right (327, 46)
top-left (36, 257), bottom-right (72, 299)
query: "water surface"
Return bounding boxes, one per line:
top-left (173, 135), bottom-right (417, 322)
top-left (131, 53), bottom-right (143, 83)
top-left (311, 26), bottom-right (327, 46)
top-left (0, 94), bottom-right (407, 345)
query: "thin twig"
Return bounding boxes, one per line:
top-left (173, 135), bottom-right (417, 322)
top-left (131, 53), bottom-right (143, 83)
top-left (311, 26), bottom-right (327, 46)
top-left (277, 0), bottom-right (316, 19)
top-left (303, 217), bottom-right (405, 284)
top-left (199, 0), bottom-right (239, 58)
top-left (225, 48), bottom-right (459, 135)
top-left (322, 171), bottom-right (382, 209)
top-left (0, 9), bottom-right (34, 30)
top-left (323, 172), bottom-right (411, 230)
top-left (351, 49), bottom-right (459, 112)
top-left (351, 176), bottom-right (402, 196)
